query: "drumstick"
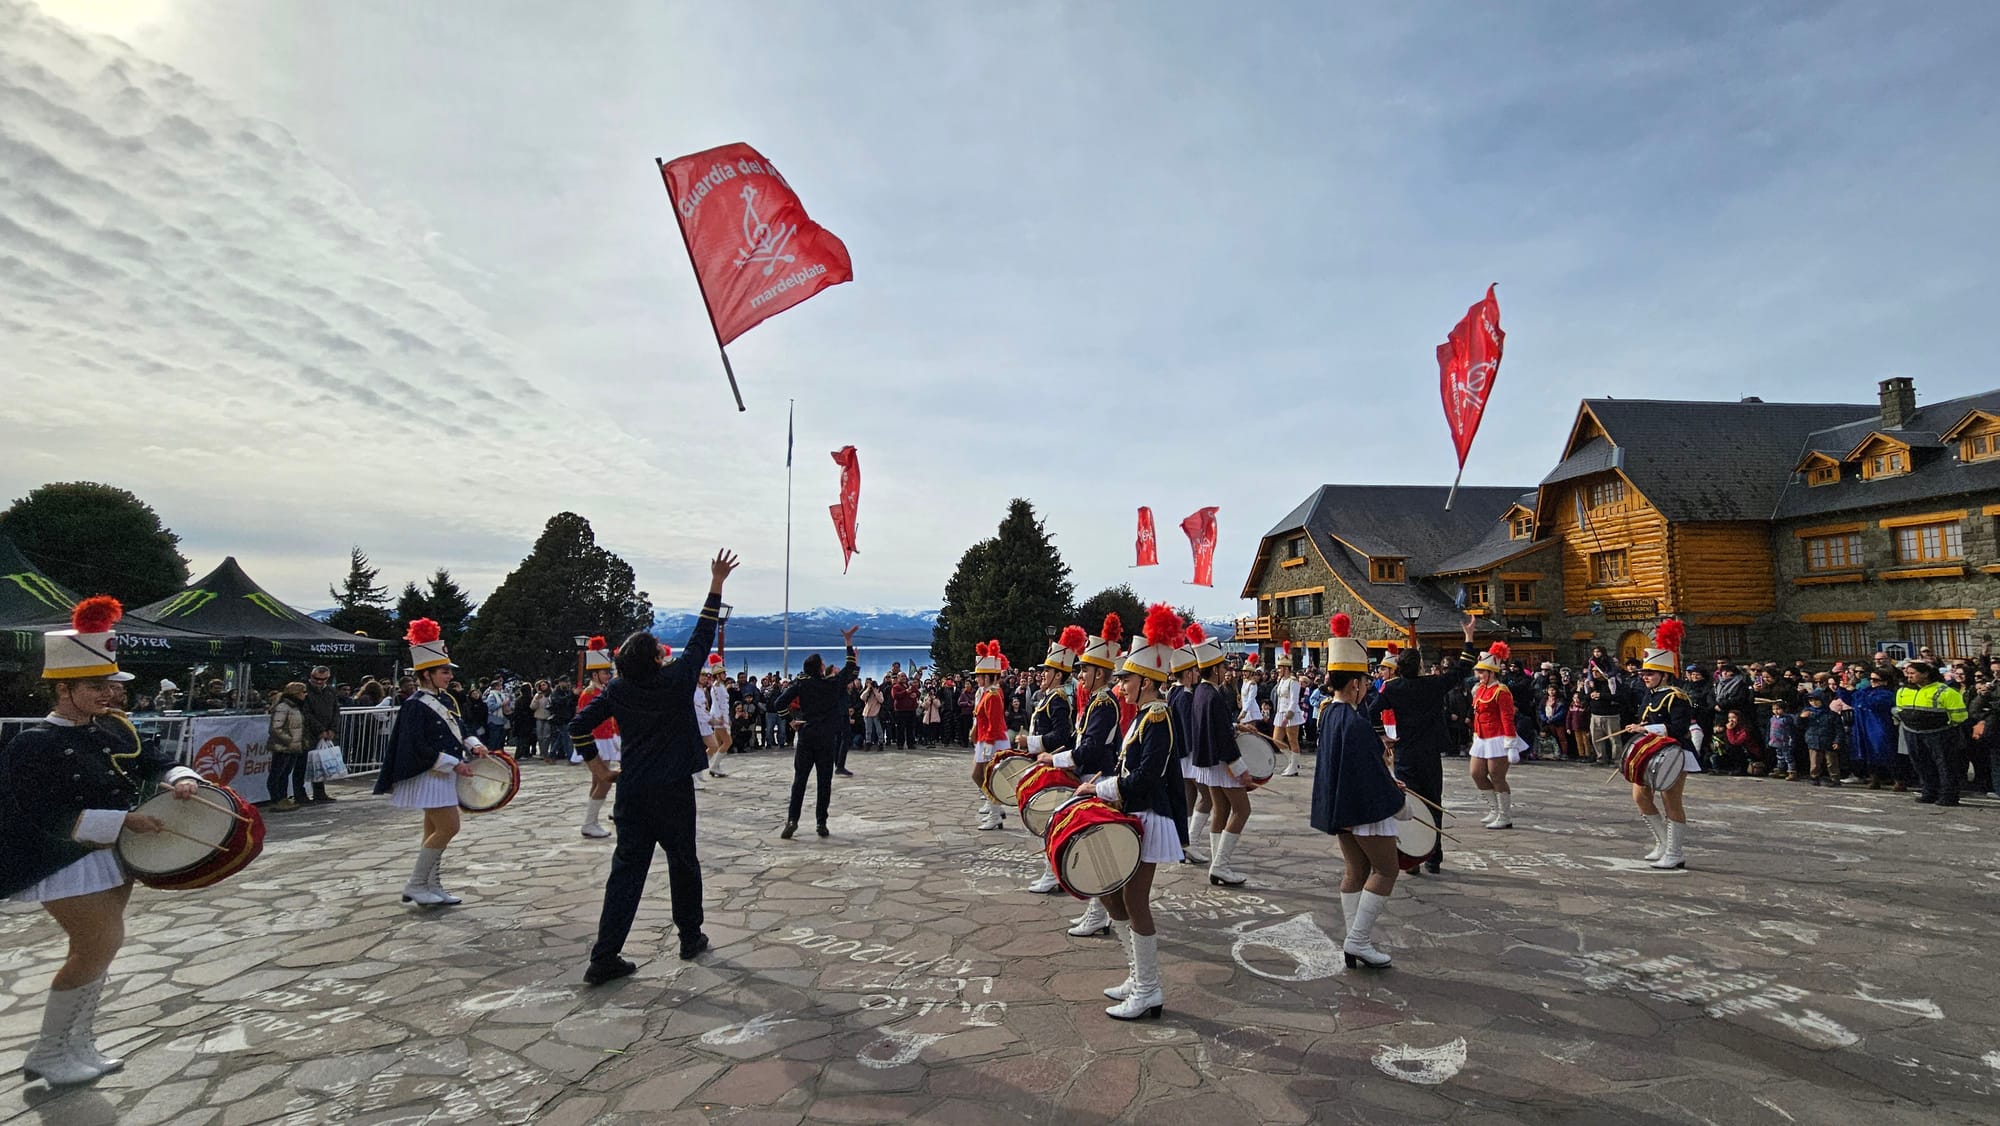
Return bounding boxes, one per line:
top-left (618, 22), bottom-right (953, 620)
top-left (1399, 788), bottom-right (1449, 816)
top-left (146, 824), bottom-right (225, 849)
top-left (180, 792), bottom-right (255, 824)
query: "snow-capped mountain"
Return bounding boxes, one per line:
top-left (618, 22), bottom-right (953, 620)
top-left (651, 606), bottom-right (941, 647)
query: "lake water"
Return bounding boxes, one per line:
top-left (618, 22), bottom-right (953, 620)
top-left (709, 646), bottom-right (936, 680)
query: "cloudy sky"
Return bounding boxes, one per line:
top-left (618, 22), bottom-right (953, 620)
top-left (5, 1), bottom-right (1997, 619)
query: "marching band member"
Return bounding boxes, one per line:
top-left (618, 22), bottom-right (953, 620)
top-left (702, 654), bottom-right (734, 778)
top-left (1468, 640), bottom-right (1518, 829)
top-left (1, 598), bottom-right (202, 1086)
top-left (1042, 614), bottom-right (1123, 936)
top-left (1170, 625), bottom-right (1208, 864)
top-left (1021, 626), bottom-right (1086, 892)
top-left (1073, 605), bottom-right (1188, 1019)
top-left (377, 618), bottom-right (487, 906)
top-left (1623, 620), bottom-right (1701, 870)
top-left (1182, 621), bottom-right (1249, 887)
top-left (1310, 613), bottom-right (1406, 970)
top-left (575, 637), bottom-right (619, 838)
top-left (1273, 643), bottom-right (1304, 776)
top-left (970, 641), bottom-right (1010, 831)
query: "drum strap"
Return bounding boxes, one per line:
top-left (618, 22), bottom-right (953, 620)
top-left (417, 692), bottom-right (471, 747)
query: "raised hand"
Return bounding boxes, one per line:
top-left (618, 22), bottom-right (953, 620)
top-left (1462, 613), bottom-right (1478, 641)
top-left (710, 550), bottom-right (741, 590)
top-left (841, 625), bottom-right (860, 645)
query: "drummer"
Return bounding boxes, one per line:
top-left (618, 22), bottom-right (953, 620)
top-left (1071, 604), bottom-right (1188, 1019)
top-left (1188, 624), bottom-right (1252, 888)
top-left (969, 641), bottom-right (1010, 831)
top-left (1621, 620), bottom-right (1700, 871)
top-left (575, 637), bottom-right (619, 839)
top-left (1020, 626), bottom-right (1087, 893)
top-left (374, 618), bottom-right (486, 907)
top-left (1308, 613), bottom-right (1406, 970)
top-left (0, 597), bottom-right (202, 1086)
top-left (1039, 613), bottom-right (1124, 937)
top-left (1169, 624), bottom-right (1209, 864)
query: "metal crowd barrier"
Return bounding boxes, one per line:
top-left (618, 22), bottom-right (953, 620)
top-left (0, 707), bottom-right (398, 777)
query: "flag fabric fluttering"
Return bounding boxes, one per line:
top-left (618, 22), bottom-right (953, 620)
top-left (829, 446), bottom-right (860, 572)
top-left (1180, 507), bottom-right (1220, 587)
top-left (1135, 506), bottom-right (1159, 567)
top-left (786, 402), bottom-right (794, 468)
top-left (1438, 284), bottom-right (1505, 509)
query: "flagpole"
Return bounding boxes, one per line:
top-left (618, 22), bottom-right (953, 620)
top-left (657, 157), bottom-right (747, 413)
top-left (1444, 466), bottom-right (1463, 511)
top-left (783, 399), bottom-right (794, 676)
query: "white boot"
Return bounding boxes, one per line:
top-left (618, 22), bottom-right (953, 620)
top-left (1102, 920), bottom-right (1137, 1000)
top-left (402, 848), bottom-right (446, 906)
top-left (1487, 791), bottom-right (1513, 830)
top-left (21, 985), bottom-right (105, 1087)
top-left (1478, 789), bottom-right (1499, 826)
top-left (1027, 859), bottom-right (1062, 894)
top-left (68, 977), bottom-right (121, 1074)
top-left (1640, 814), bottom-right (1668, 862)
top-left (1652, 820), bottom-right (1686, 871)
top-left (1343, 890), bottom-right (1392, 969)
top-left (1208, 830), bottom-right (1247, 887)
top-left (427, 848), bottom-right (462, 906)
top-left (1340, 891), bottom-right (1360, 941)
top-left (1106, 932), bottom-right (1163, 1019)
top-left (1068, 898), bottom-right (1111, 937)
top-left (1280, 752), bottom-right (1299, 777)
top-left (977, 798), bottom-right (1002, 831)
top-left (1184, 811), bottom-right (1210, 862)
top-left (582, 798), bottom-right (611, 839)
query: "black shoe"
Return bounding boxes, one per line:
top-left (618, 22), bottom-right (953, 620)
top-left (709, 770), bottom-right (728, 778)
top-left (1423, 860), bottom-right (1441, 874)
top-left (679, 934), bottom-right (710, 961)
top-left (314, 791), bottom-right (336, 803)
top-left (1940, 799), bottom-right (1962, 806)
top-left (584, 956), bottom-right (636, 986)
top-left (816, 823), bottom-right (829, 837)
top-left (781, 820), bottom-right (797, 839)
top-left (1916, 795), bottom-right (1938, 804)
top-left (835, 769), bottom-right (855, 777)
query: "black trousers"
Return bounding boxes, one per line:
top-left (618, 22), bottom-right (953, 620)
top-left (788, 735), bottom-right (837, 824)
top-left (1395, 754), bottom-right (1444, 865)
top-left (591, 777), bottom-right (702, 962)
top-left (1908, 729), bottom-right (1964, 802)
top-left (269, 751), bottom-right (309, 802)
top-left (893, 710), bottom-right (917, 748)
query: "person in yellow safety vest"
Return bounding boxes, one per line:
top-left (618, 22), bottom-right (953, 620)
top-left (1894, 660), bottom-right (1969, 806)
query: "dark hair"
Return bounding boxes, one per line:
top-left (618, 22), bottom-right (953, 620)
top-left (1326, 670), bottom-right (1365, 691)
top-left (803, 654), bottom-right (824, 678)
top-left (1395, 650), bottom-right (1422, 679)
top-left (615, 630), bottom-right (661, 680)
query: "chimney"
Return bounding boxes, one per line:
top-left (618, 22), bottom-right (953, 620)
top-left (1879, 377), bottom-right (1916, 429)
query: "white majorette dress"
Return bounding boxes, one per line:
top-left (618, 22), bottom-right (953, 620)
top-left (1468, 642), bottom-right (1516, 760)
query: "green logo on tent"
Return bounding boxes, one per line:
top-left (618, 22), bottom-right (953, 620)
top-left (4, 571), bottom-right (69, 612)
top-left (244, 592), bottom-right (294, 619)
top-left (156, 590), bottom-right (217, 618)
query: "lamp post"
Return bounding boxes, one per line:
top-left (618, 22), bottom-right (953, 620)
top-left (717, 603), bottom-right (733, 668)
top-left (1397, 605), bottom-right (1422, 655)
top-left (573, 634), bottom-right (590, 687)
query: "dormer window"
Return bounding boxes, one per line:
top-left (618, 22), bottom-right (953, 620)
top-left (1506, 509), bottom-right (1534, 539)
top-left (1942, 410), bottom-right (2000, 464)
top-left (1807, 464), bottom-right (1840, 486)
top-left (1369, 558), bottom-right (1406, 584)
top-left (1846, 432), bottom-right (1913, 480)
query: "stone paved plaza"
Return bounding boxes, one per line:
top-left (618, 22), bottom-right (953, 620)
top-left (4, 747), bottom-right (1998, 1125)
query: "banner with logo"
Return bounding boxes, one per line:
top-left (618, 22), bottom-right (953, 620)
top-left (186, 713), bottom-right (274, 803)
top-left (1135, 507), bottom-right (1158, 567)
top-left (1438, 284), bottom-right (1505, 472)
top-left (1180, 507), bottom-right (1220, 588)
top-left (829, 445), bottom-right (860, 572)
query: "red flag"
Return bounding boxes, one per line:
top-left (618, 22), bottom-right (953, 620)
top-left (1438, 284), bottom-right (1505, 470)
top-left (829, 445), bottom-right (860, 572)
top-left (1135, 506), bottom-right (1159, 567)
top-left (1180, 507), bottom-right (1219, 587)
top-left (659, 143), bottom-right (853, 347)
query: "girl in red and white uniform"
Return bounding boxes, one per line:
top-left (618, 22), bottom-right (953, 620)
top-left (970, 641), bottom-right (1010, 830)
top-left (574, 637), bottom-right (620, 838)
top-left (1468, 641), bottom-right (1517, 829)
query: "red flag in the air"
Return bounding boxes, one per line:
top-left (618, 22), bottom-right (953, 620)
top-left (1135, 507), bottom-right (1159, 567)
top-left (1438, 284), bottom-right (1505, 469)
top-left (1180, 507), bottom-right (1220, 587)
top-left (829, 446), bottom-right (860, 573)
top-left (660, 142), bottom-right (853, 346)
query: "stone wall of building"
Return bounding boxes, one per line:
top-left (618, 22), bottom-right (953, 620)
top-left (1773, 501), bottom-right (2000, 661)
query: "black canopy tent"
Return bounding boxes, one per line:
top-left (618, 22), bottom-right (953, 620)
top-left (134, 557), bottom-right (399, 663)
top-left (0, 536), bottom-right (239, 669)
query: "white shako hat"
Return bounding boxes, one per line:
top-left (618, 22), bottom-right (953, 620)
top-left (1186, 621), bottom-right (1228, 669)
top-left (973, 640), bottom-right (1008, 676)
top-left (1474, 640), bottom-right (1511, 674)
top-left (1274, 642), bottom-right (1294, 669)
top-left (1119, 604), bottom-right (1183, 683)
top-left (1324, 613), bottom-right (1370, 673)
top-left (1170, 616), bottom-right (1201, 675)
top-left (1078, 613), bottom-right (1124, 671)
top-left (583, 635), bottom-right (613, 671)
top-left (44, 596), bottom-right (133, 682)
top-left (1642, 619), bottom-right (1685, 676)
top-left (1045, 625), bottom-right (1087, 673)
top-left (406, 617), bottom-right (456, 672)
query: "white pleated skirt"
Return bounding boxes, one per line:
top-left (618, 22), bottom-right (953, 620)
top-left (389, 769), bottom-right (461, 809)
top-left (1469, 735), bottom-right (1513, 760)
top-left (1195, 764), bottom-right (1246, 789)
top-left (1180, 757), bottom-right (1197, 779)
top-left (1135, 810), bottom-right (1184, 865)
top-left (9, 850), bottom-right (126, 903)
top-left (1348, 815), bottom-right (1399, 838)
top-left (594, 736), bottom-right (622, 764)
top-left (972, 742), bottom-right (997, 764)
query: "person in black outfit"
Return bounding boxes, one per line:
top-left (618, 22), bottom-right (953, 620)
top-left (1369, 614), bottom-right (1478, 874)
top-left (772, 627), bottom-right (862, 839)
top-left (570, 550), bottom-right (738, 984)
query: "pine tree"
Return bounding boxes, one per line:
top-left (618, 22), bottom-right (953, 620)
top-left (0, 482), bottom-right (190, 605)
top-left (456, 513), bottom-right (653, 676)
top-left (326, 547), bottom-right (396, 640)
top-left (931, 499), bottom-right (1073, 673)
top-left (1076, 585), bottom-right (1146, 643)
top-left (397, 568), bottom-right (476, 646)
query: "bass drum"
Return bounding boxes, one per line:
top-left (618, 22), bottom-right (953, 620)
top-left (1045, 797), bottom-right (1142, 899)
top-left (457, 751), bottom-right (521, 813)
top-left (1394, 793), bottom-right (1437, 872)
top-left (984, 750), bottom-right (1036, 807)
top-left (117, 780), bottom-right (266, 891)
top-left (1233, 730), bottom-right (1279, 790)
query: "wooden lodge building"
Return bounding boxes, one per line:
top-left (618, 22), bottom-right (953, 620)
top-left (1241, 378), bottom-right (2000, 666)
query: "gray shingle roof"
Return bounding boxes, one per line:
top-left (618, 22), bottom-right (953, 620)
top-left (1577, 399), bottom-right (1875, 521)
top-left (1539, 437), bottom-right (1622, 487)
top-left (1774, 388), bottom-right (2000, 520)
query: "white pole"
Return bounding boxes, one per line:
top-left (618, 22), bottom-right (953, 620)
top-left (783, 398), bottom-right (794, 676)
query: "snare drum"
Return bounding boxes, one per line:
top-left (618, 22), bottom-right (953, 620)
top-left (1016, 764), bottom-right (1080, 837)
top-left (1044, 797), bottom-right (1143, 899)
top-left (1621, 733), bottom-right (1671, 790)
top-left (1233, 730), bottom-right (1279, 790)
top-left (984, 750), bottom-right (1036, 807)
top-left (457, 751), bottom-right (521, 813)
top-left (1394, 793), bottom-right (1437, 872)
top-left (117, 780), bottom-right (266, 891)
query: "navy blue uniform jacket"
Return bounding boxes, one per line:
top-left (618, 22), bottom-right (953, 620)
top-left (1311, 700), bottom-right (1403, 834)
top-left (1030, 688), bottom-right (1073, 754)
top-left (1188, 681), bottom-right (1238, 769)
top-left (569, 593), bottom-right (722, 790)
top-left (0, 715), bottom-right (180, 897)
top-left (1063, 689), bottom-right (1122, 776)
top-left (770, 650), bottom-right (859, 747)
top-left (1103, 701), bottom-right (1190, 839)
top-left (374, 692), bottom-right (472, 793)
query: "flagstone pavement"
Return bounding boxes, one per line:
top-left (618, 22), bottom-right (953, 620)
top-left (4, 746), bottom-right (1998, 1125)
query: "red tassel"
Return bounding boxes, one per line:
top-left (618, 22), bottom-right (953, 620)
top-left (404, 617), bottom-right (442, 645)
top-left (72, 595), bottom-right (122, 634)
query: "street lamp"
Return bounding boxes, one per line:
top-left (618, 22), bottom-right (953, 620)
top-left (1397, 605), bottom-right (1422, 653)
top-left (717, 603), bottom-right (733, 665)
top-left (573, 634), bottom-right (591, 686)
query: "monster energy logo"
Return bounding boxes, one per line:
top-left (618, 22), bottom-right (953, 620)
top-left (243, 592), bottom-right (294, 618)
top-left (155, 590), bottom-right (217, 618)
top-left (3, 571), bottom-right (69, 611)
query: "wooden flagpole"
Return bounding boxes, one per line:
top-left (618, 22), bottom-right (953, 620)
top-left (658, 157), bottom-right (747, 413)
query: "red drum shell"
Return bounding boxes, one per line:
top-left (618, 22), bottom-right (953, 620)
top-left (984, 750), bottom-right (1036, 807)
top-left (458, 751), bottom-right (521, 814)
top-left (1016, 764), bottom-right (1080, 837)
top-left (1044, 797), bottom-right (1143, 900)
top-left (1233, 729), bottom-right (1279, 791)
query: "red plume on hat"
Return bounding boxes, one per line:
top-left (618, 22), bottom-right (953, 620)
top-left (662, 644), bottom-right (673, 661)
top-left (586, 635), bottom-right (608, 652)
top-left (708, 653), bottom-right (724, 667)
top-left (1143, 602), bottom-right (1182, 647)
top-left (1654, 618), bottom-right (1686, 655)
top-left (1100, 613), bottom-right (1123, 645)
top-left (974, 641), bottom-right (990, 659)
top-left (1489, 641), bottom-right (1512, 662)
top-left (1281, 640), bottom-right (1292, 655)
top-left (1328, 612), bottom-right (1351, 638)
top-left (1384, 642), bottom-right (1401, 657)
top-left (404, 617), bottom-right (442, 645)
top-left (72, 595), bottom-right (122, 634)
top-left (1059, 625), bottom-right (1089, 653)
top-left (1245, 653), bottom-right (1260, 668)
top-left (1185, 622), bottom-right (1208, 645)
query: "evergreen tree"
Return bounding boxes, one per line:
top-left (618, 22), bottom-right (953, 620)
top-left (457, 513), bottom-right (653, 676)
top-left (0, 482), bottom-right (190, 606)
top-left (397, 569), bottom-right (476, 646)
top-left (1075, 585), bottom-right (1146, 643)
top-left (930, 499), bottom-right (1073, 672)
top-left (326, 546), bottom-right (396, 640)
